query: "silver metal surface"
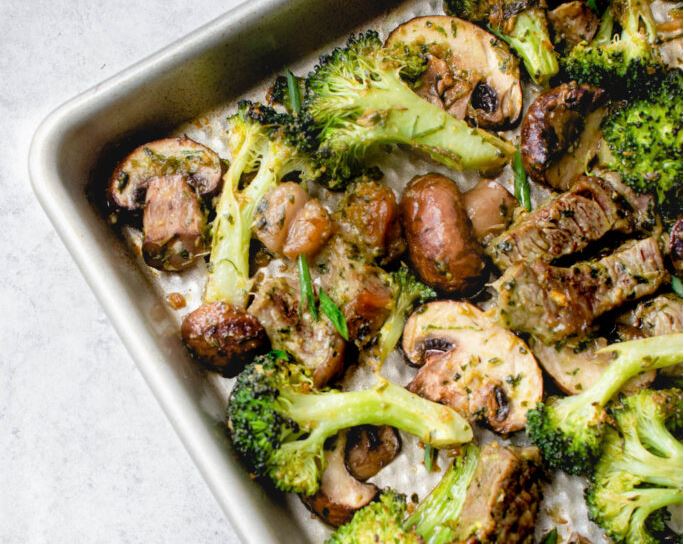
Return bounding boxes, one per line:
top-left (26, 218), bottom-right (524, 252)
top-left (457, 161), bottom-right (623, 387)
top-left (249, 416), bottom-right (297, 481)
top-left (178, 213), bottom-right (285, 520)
top-left (28, 1), bottom-right (399, 542)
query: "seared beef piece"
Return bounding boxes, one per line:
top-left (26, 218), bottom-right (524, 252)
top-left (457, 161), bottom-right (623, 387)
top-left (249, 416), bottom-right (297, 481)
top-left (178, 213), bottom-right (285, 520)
top-left (486, 175), bottom-right (649, 270)
top-left (452, 443), bottom-right (543, 544)
top-left (616, 293), bottom-right (683, 339)
top-left (496, 237), bottom-right (668, 343)
top-left (248, 268), bottom-right (345, 388)
top-left (316, 237), bottom-right (393, 348)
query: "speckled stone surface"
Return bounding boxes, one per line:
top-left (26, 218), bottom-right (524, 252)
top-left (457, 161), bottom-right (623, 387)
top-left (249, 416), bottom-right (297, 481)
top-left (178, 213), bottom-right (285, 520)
top-left (1, 2), bottom-right (246, 542)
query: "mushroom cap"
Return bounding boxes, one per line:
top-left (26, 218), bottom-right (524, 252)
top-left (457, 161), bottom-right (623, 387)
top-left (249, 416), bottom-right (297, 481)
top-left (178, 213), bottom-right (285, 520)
top-left (386, 16), bottom-right (522, 129)
top-left (300, 433), bottom-right (378, 527)
top-left (109, 137), bottom-right (222, 211)
top-left (344, 426), bottom-right (401, 482)
top-left (403, 300), bottom-right (543, 433)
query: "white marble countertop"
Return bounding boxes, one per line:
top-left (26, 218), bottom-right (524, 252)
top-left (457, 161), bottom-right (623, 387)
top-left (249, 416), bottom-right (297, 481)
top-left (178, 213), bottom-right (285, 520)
top-left (1, 2), bottom-right (247, 542)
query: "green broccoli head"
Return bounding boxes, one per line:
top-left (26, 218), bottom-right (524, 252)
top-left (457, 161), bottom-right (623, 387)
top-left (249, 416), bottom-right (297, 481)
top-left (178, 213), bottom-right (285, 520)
top-left (527, 334), bottom-right (683, 475)
top-left (325, 490), bottom-right (421, 544)
top-left (300, 30), bottom-right (514, 187)
top-left (586, 389), bottom-right (683, 544)
top-left (227, 351), bottom-right (472, 495)
top-left (373, 264), bottom-right (436, 364)
top-left (601, 69), bottom-right (682, 217)
top-left (563, 0), bottom-right (665, 97)
top-left (444, 0), bottom-right (558, 85)
top-left (206, 101), bottom-right (318, 306)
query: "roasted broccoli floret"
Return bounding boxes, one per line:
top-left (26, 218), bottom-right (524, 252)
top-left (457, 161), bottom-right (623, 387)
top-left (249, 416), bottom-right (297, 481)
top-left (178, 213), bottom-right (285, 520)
top-left (205, 101), bottom-right (317, 307)
top-left (372, 265), bottom-right (436, 364)
top-left (600, 69), bottom-right (683, 217)
top-left (227, 351), bottom-right (472, 495)
top-left (325, 490), bottom-right (421, 544)
top-left (444, 0), bottom-right (559, 85)
top-left (587, 389), bottom-right (683, 544)
top-left (563, 0), bottom-right (665, 97)
top-left (527, 334), bottom-right (683, 475)
top-left (299, 30), bottom-right (514, 186)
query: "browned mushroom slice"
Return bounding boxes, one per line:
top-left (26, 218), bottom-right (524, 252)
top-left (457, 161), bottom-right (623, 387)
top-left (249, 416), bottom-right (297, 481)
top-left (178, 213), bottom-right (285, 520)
top-left (282, 199), bottom-right (334, 259)
top-left (253, 182), bottom-right (308, 254)
top-left (521, 82), bottom-right (607, 189)
top-left (548, 1), bottom-right (600, 51)
top-left (142, 175), bottom-right (208, 271)
top-left (403, 301), bottom-right (542, 433)
top-left (528, 334), bottom-right (655, 395)
top-left (180, 301), bottom-right (268, 377)
top-left (451, 443), bottom-right (543, 543)
top-left (335, 179), bottom-right (405, 264)
top-left (344, 426), bottom-right (401, 482)
top-left (385, 16), bottom-right (522, 129)
top-left (109, 137), bottom-right (222, 211)
top-left (301, 433), bottom-right (378, 527)
top-left (248, 269), bottom-right (345, 387)
top-left (462, 179), bottom-right (516, 243)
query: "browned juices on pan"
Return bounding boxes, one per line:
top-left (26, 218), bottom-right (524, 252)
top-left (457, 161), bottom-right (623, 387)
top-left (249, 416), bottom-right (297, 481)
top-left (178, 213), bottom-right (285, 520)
top-left (400, 173), bottom-right (486, 295)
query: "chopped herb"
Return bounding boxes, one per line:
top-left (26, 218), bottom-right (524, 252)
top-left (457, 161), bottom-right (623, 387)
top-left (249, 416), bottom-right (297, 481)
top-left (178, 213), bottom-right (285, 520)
top-left (673, 276), bottom-right (683, 298)
top-left (541, 528), bottom-right (558, 544)
top-left (298, 254), bottom-right (318, 320)
top-left (319, 289), bottom-right (349, 340)
top-left (286, 70), bottom-right (302, 114)
top-left (513, 148), bottom-right (532, 212)
top-left (424, 444), bottom-right (434, 471)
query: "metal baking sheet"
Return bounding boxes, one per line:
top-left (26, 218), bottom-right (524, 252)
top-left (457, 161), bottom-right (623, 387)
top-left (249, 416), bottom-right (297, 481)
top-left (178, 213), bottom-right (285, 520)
top-left (29, 0), bottom-right (675, 542)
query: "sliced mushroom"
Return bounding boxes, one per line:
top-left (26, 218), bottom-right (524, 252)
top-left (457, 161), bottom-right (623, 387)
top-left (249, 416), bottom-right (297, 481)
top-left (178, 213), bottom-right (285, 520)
top-left (253, 182), bottom-right (308, 254)
top-left (386, 16), bottom-right (522, 129)
top-left (462, 179), bottom-right (516, 243)
top-left (335, 179), bottom-right (405, 264)
top-left (403, 301), bottom-right (543, 433)
top-left (548, 1), bottom-right (600, 51)
top-left (109, 137), bottom-right (222, 211)
top-left (282, 199), bottom-right (333, 259)
top-left (301, 433), bottom-right (378, 527)
top-left (345, 426), bottom-right (401, 482)
top-left (180, 302), bottom-right (269, 377)
top-left (249, 268), bottom-right (345, 387)
top-left (142, 175), bottom-right (208, 271)
top-left (528, 334), bottom-right (656, 395)
top-left (521, 82), bottom-right (607, 190)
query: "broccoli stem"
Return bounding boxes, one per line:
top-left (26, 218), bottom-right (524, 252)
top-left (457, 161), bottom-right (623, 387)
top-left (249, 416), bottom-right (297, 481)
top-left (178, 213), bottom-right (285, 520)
top-left (205, 143), bottom-right (277, 307)
top-left (504, 10), bottom-right (559, 86)
top-left (404, 445), bottom-right (479, 544)
top-left (326, 69), bottom-right (514, 172)
top-left (283, 379), bottom-right (473, 448)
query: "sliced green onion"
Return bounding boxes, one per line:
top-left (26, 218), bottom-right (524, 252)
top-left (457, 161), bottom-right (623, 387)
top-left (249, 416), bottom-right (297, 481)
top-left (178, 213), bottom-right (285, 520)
top-left (541, 528), bottom-right (558, 544)
top-left (673, 276), bottom-right (683, 298)
top-left (424, 444), bottom-right (434, 472)
top-left (319, 289), bottom-right (349, 340)
top-left (298, 254), bottom-right (318, 320)
top-left (513, 148), bottom-right (532, 212)
top-left (286, 70), bottom-right (301, 114)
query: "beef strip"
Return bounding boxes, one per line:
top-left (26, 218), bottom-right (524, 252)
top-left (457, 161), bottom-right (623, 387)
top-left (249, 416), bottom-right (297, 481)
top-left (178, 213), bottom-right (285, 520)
top-left (452, 443), bottom-right (543, 544)
top-left (486, 176), bottom-right (647, 270)
top-left (496, 237), bottom-right (668, 343)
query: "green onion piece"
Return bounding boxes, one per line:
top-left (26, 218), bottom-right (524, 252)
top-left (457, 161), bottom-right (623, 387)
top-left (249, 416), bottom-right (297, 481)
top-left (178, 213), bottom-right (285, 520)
top-left (424, 444), bottom-right (434, 472)
top-left (673, 276), bottom-right (683, 298)
top-left (586, 0), bottom-right (599, 13)
top-left (319, 289), bottom-right (349, 340)
top-left (513, 148), bottom-right (532, 212)
top-left (298, 254), bottom-right (318, 320)
top-left (286, 70), bottom-right (301, 114)
top-left (541, 529), bottom-right (558, 544)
